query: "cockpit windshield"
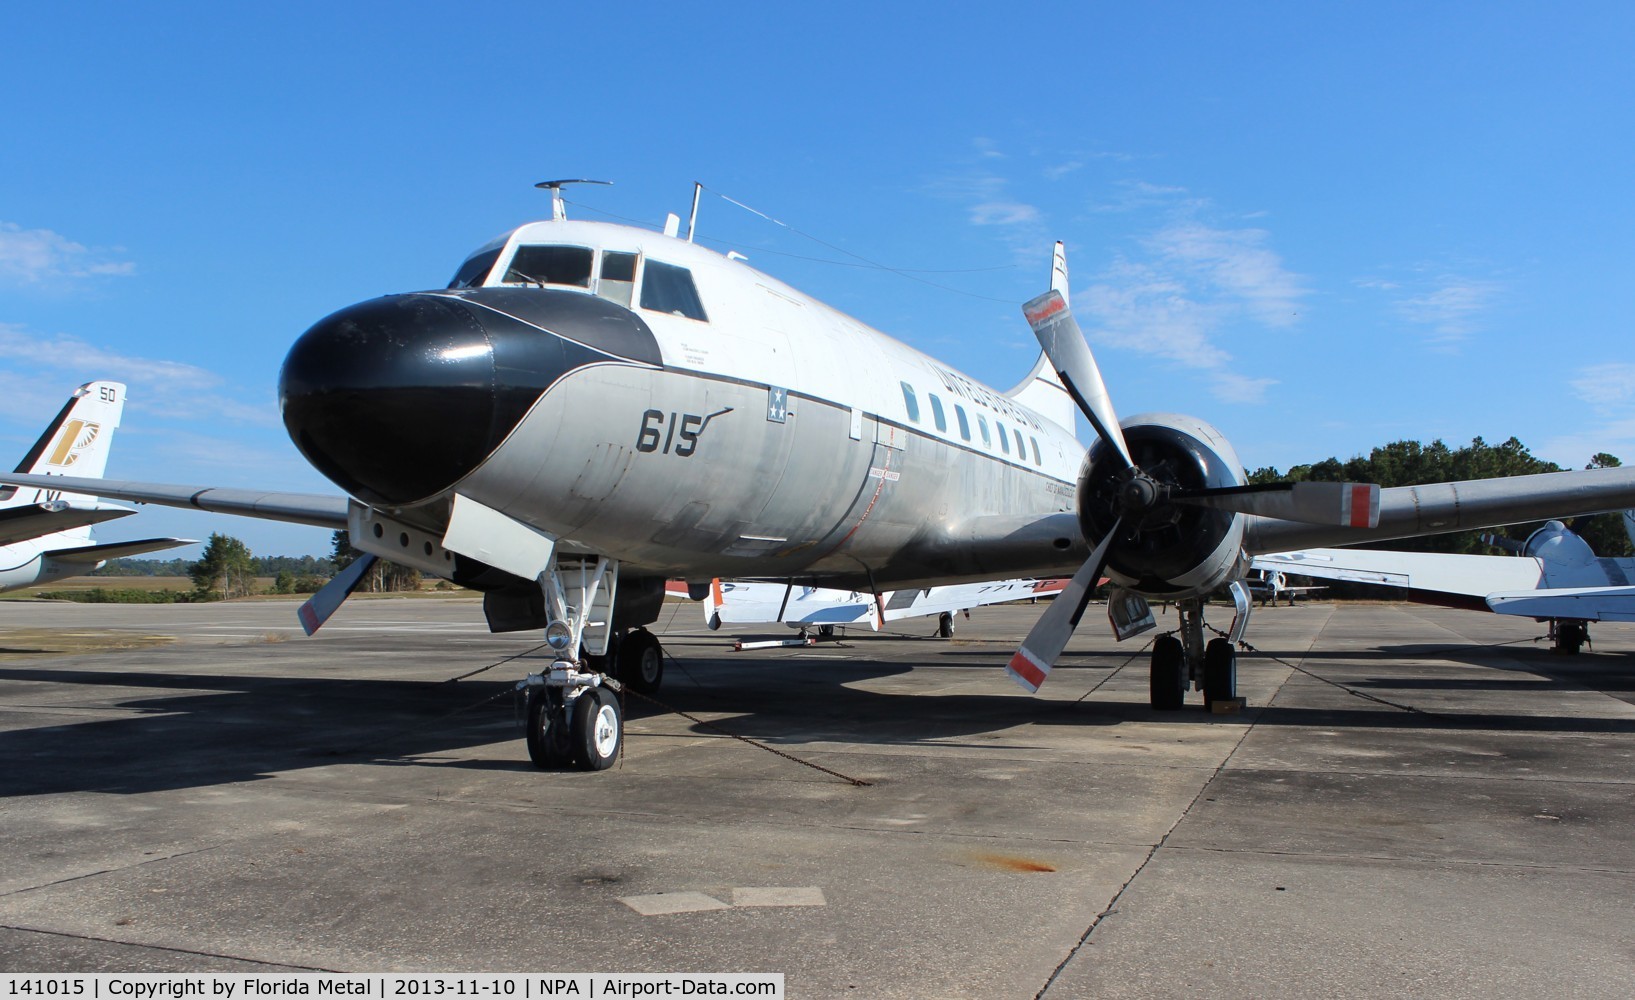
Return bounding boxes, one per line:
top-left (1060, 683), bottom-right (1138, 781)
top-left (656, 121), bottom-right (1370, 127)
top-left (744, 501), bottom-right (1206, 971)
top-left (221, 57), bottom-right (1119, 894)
top-left (503, 245), bottom-right (593, 287)
top-left (447, 248), bottom-right (501, 289)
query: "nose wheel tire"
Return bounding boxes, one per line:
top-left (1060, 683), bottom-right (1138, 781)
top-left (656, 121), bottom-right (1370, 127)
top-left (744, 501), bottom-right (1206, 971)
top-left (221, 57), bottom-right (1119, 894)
top-left (571, 686), bottom-right (622, 771)
top-left (1150, 635), bottom-right (1186, 711)
top-left (1203, 637), bottom-right (1237, 708)
top-left (616, 627), bottom-right (664, 695)
top-left (525, 688), bottom-right (574, 769)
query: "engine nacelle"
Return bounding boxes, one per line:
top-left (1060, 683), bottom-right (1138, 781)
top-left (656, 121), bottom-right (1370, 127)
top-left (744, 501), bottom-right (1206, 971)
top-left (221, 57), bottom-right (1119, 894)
top-left (1077, 413), bottom-right (1248, 598)
top-left (1523, 520), bottom-right (1596, 567)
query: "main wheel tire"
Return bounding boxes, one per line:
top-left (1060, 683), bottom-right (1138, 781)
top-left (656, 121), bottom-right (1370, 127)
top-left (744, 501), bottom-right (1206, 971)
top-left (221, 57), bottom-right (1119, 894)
top-left (571, 687), bottom-right (622, 771)
top-left (817, 624), bottom-right (836, 638)
top-left (525, 688), bottom-right (573, 770)
top-left (1150, 635), bottom-right (1186, 711)
top-left (1203, 637), bottom-right (1237, 708)
top-left (616, 628), bottom-right (664, 695)
top-left (937, 612), bottom-right (955, 638)
top-left (1555, 621), bottom-right (1586, 655)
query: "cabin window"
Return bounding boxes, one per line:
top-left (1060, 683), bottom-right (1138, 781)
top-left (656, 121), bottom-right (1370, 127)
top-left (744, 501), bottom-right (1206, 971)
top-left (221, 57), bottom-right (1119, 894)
top-left (1031, 437), bottom-right (1042, 466)
top-left (900, 382), bottom-right (921, 423)
top-left (504, 245), bottom-right (593, 287)
top-left (1014, 428), bottom-right (1025, 456)
top-left (598, 251), bottom-right (637, 307)
top-left (955, 405), bottom-right (971, 442)
top-left (448, 248), bottom-right (501, 289)
top-left (977, 414), bottom-right (991, 448)
top-left (996, 420), bottom-right (1010, 454)
top-left (928, 394), bottom-right (947, 432)
top-left (640, 260), bottom-right (709, 321)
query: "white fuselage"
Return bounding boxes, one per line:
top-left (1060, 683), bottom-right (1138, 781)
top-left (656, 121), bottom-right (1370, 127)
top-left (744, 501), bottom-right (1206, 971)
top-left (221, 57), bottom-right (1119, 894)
top-left (420, 220), bottom-right (1088, 589)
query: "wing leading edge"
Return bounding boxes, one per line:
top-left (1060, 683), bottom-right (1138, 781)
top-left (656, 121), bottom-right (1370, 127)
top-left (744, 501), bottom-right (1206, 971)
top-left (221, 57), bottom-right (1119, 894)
top-left (0, 472), bottom-right (348, 529)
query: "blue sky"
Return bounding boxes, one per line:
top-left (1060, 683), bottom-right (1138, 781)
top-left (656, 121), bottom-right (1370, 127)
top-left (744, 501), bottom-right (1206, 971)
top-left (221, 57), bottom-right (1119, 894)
top-left (3, 2), bottom-right (1632, 558)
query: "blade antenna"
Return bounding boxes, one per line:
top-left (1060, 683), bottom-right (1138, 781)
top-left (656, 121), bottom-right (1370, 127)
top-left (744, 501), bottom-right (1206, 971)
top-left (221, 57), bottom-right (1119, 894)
top-left (534, 178), bottom-right (613, 221)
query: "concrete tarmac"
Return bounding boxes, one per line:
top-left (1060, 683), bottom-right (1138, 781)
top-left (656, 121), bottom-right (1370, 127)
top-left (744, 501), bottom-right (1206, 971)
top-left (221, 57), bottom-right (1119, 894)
top-left (1, 596), bottom-right (1632, 997)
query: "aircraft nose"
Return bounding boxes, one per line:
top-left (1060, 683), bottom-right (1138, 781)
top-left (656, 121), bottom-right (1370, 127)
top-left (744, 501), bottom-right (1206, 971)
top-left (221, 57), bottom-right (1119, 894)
top-left (279, 293), bottom-right (534, 507)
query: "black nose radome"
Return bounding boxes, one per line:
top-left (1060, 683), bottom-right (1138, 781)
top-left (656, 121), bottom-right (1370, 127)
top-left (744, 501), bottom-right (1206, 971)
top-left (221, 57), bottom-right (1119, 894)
top-left (280, 289), bottom-right (662, 507)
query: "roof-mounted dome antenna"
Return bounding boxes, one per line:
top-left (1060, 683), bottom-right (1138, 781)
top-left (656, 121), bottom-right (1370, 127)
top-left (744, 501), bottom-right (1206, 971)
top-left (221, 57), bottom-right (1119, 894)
top-left (534, 179), bottom-right (612, 221)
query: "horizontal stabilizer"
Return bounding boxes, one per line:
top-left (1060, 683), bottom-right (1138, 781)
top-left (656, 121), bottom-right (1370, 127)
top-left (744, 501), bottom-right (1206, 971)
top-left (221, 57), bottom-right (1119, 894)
top-left (0, 502), bottom-right (133, 545)
top-left (1487, 586), bottom-right (1635, 623)
top-left (44, 537), bottom-right (196, 563)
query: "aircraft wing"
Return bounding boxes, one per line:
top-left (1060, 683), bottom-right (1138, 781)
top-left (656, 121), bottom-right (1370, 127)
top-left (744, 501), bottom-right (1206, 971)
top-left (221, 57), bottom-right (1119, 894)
top-left (1251, 548), bottom-right (1544, 605)
top-left (1243, 466), bottom-right (1635, 554)
top-left (880, 578), bottom-right (1069, 622)
top-left (709, 577), bottom-right (1071, 629)
top-left (1486, 587), bottom-right (1635, 623)
top-left (43, 537), bottom-right (197, 563)
top-left (0, 502), bottom-right (134, 545)
top-left (0, 472), bottom-right (348, 529)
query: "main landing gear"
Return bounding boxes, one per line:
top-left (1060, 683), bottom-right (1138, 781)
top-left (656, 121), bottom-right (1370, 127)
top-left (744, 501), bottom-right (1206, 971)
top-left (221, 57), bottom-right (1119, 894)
top-left (1148, 585), bottom-right (1250, 712)
top-left (1549, 619), bottom-right (1589, 655)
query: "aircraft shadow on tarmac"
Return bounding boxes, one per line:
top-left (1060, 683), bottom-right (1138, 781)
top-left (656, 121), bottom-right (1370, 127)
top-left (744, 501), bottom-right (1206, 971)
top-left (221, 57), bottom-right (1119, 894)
top-left (3, 636), bottom-right (1634, 798)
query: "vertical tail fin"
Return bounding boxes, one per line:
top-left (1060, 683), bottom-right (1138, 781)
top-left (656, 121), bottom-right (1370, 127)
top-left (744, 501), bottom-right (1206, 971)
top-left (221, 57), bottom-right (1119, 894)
top-left (0, 382), bottom-right (127, 527)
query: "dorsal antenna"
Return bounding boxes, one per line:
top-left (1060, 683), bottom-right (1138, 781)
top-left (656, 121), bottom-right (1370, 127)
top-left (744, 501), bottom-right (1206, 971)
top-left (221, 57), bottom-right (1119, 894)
top-left (534, 178), bottom-right (612, 221)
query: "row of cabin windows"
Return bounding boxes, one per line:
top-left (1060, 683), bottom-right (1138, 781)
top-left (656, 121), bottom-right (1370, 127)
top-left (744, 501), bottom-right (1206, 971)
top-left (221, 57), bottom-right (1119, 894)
top-left (449, 245), bottom-right (707, 322)
top-left (900, 382), bottom-right (1042, 466)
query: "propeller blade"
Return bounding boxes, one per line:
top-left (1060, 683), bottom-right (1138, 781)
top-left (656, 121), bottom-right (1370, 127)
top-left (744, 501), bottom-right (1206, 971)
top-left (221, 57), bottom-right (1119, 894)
top-left (1174, 481), bottom-right (1380, 528)
top-left (1006, 519), bottom-right (1122, 693)
top-left (296, 553), bottom-right (378, 635)
top-left (1022, 290), bottom-right (1134, 470)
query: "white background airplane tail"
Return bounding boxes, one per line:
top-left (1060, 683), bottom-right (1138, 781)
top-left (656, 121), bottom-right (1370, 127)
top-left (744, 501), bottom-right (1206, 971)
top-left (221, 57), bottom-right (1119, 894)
top-left (0, 381), bottom-right (127, 541)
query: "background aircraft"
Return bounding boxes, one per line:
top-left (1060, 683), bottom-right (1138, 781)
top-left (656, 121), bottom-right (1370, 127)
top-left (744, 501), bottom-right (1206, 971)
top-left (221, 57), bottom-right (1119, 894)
top-left (1252, 511), bottom-right (1635, 653)
top-left (8, 191), bottom-right (1635, 773)
top-left (685, 576), bottom-right (1069, 638)
top-left (0, 381), bottom-right (191, 593)
top-left (1243, 568), bottom-right (1326, 607)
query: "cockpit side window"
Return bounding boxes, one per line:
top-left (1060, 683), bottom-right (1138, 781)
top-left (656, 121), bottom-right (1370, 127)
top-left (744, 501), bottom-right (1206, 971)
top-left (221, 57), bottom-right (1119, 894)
top-left (448, 248), bottom-right (502, 289)
top-left (598, 251), bottom-right (637, 308)
top-left (504, 245), bottom-right (594, 287)
top-left (640, 260), bottom-right (708, 321)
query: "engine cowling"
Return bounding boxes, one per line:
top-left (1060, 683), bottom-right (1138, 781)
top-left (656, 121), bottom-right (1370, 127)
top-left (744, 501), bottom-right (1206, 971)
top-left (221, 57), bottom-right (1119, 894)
top-left (1076, 412), bottom-right (1249, 597)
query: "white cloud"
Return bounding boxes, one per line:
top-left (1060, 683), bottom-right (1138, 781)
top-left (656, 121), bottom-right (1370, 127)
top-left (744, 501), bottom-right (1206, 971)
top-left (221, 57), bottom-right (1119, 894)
top-left (0, 222), bottom-right (134, 285)
top-left (0, 324), bottom-right (217, 388)
top-left (1211, 372), bottom-right (1279, 405)
top-left (1358, 267), bottom-right (1501, 347)
top-left (0, 323), bottom-right (277, 428)
top-left (1077, 217), bottom-right (1306, 404)
top-left (926, 170), bottom-right (1047, 263)
top-left (1571, 362), bottom-right (1635, 408)
top-left (971, 201), bottom-right (1041, 226)
top-left (1150, 223), bottom-right (1305, 328)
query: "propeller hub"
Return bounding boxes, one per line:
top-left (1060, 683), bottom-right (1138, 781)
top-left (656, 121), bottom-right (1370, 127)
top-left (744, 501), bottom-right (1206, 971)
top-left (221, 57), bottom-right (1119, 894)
top-left (1118, 473), bottom-right (1162, 515)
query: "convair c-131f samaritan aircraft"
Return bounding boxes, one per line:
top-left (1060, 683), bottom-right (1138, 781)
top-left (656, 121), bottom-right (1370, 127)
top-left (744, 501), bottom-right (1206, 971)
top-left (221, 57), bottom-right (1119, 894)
top-left (0, 380), bottom-right (191, 592)
top-left (9, 181), bottom-right (1635, 772)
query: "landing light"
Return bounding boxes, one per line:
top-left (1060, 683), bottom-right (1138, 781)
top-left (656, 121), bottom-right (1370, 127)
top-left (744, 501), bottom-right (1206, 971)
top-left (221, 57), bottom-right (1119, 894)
top-left (545, 620), bottom-right (573, 651)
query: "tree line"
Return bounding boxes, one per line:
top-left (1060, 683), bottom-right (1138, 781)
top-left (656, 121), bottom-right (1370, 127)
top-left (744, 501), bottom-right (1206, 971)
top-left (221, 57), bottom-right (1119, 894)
top-left (93, 531), bottom-right (425, 602)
